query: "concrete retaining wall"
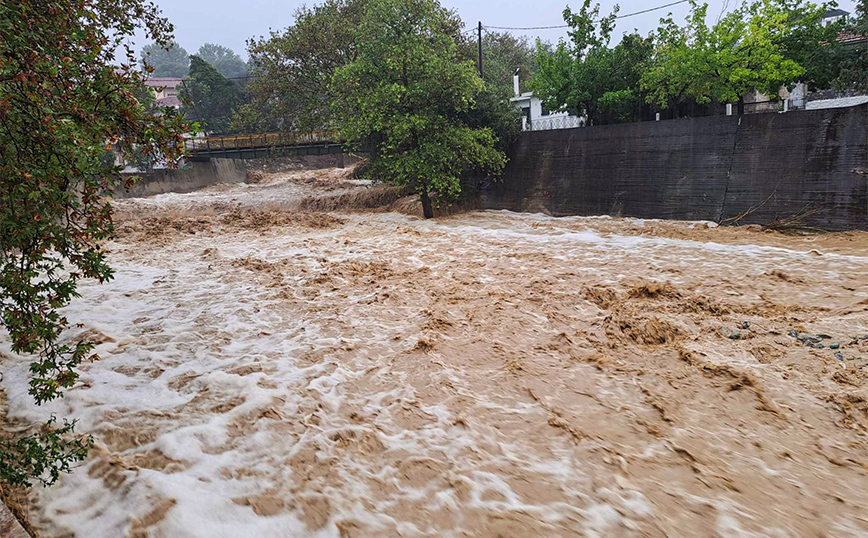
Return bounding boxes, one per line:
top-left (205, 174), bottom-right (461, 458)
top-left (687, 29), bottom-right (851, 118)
top-left (116, 158), bottom-right (247, 199)
top-left (483, 104), bottom-right (868, 230)
top-left (116, 153), bottom-right (359, 199)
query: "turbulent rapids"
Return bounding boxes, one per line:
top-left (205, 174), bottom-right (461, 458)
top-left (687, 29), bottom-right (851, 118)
top-left (2, 166), bottom-right (867, 537)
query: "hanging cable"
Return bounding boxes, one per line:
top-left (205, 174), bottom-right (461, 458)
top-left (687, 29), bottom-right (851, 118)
top-left (483, 0), bottom-right (689, 30)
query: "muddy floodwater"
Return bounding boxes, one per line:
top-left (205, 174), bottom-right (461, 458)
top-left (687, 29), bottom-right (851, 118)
top-left (2, 168), bottom-right (867, 537)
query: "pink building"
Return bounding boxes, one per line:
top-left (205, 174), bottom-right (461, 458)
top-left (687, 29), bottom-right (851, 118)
top-left (145, 77), bottom-right (183, 108)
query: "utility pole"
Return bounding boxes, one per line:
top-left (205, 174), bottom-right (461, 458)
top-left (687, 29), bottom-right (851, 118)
top-left (477, 21), bottom-right (483, 79)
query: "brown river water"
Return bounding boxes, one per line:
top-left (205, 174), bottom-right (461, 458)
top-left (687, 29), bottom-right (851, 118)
top-left (1, 168), bottom-right (867, 537)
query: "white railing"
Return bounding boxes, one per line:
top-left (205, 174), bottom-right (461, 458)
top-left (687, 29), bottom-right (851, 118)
top-left (527, 115), bottom-right (585, 131)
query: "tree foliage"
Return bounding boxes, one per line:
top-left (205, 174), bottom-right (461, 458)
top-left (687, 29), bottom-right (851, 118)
top-left (529, 1), bottom-right (652, 124)
top-left (238, 0), bottom-right (472, 134)
top-left (641, 0), bottom-right (829, 110)
top-left (141, 40), bottom-right (190, 77)
top-left (460, 84), bottom-right (522, 153)
top-left (180, 56), bottom-right (246, 134)
top-left (197, 43), bottom-right (249, 79)
top-left (481, 31), bottom-right (536, 97)
top-left (473, 31), bottom-right (535, 148)
top-left (0, 417), bottom-right (90, 487)
top-left (242, 0), bottom-right (366, 132)
top-left (528, 0), bottom-right (850, 121)
top-left (837, 0), bottom-right (868, 91)
top-left (0, 0), bottom-right (187, 486)
top-left (330, 0), bottom-right (506, 218)
top-left (779, 4), bottom-right (847, 89)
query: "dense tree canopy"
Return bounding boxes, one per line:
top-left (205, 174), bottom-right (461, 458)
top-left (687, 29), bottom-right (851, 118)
top-left (837, 0), bottom-right (868, 91)
top-left (529, 1), bottom-right (652, 124)
top-left (456, 31), bottom-right (527, 152)
top-left (180, 56), bottom-right (246, 134)
top-left (141, 40), bottom-right (190, 77)
top-left (238, 0), bottom-right (475, 134)
top-left (1, 0), bottom-right (188, 486)
top-left (641, 0), bottom-right (829, 110)
top-left (481, 31), bottom-right (536, 97)
top-left (779, 4), bottom-right (848, 90)
top-left (241, 0), bottom-right (365, 132)
top-left (527, 0), bottom-right (856, 122)
top-left (197, 43), bottom-right (249, 79)
top-left (330, 0), bottom-right (506, 218)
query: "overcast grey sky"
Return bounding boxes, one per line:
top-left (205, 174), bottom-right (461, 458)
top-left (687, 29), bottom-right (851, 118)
top-left (148, 0), bottom-right (857, 59)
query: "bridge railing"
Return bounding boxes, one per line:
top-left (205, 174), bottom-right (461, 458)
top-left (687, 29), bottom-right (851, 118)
top-left (184, 130), bottom-right (341, 152)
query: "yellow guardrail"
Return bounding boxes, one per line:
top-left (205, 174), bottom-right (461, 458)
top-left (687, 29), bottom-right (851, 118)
top-left (184, 131), bottom-right (340, 152)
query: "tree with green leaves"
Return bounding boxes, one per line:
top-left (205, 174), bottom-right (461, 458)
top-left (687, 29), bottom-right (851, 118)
top-left (239, 0), bottom-right (470, 134)
top-left (595, 33), bottom-right (654, 123)
top-left (330, 0), bottom-right (506, 218)
top-left (779, 4), bottom-right (848, 90)
top-left (449, 31), bottom-right (527, 154)
top-left (197, 43), bottom-right (249, 79)
top-left (642, 0), bottom-right (827, 112)
top-left (529, 1), bottom-right (652, 124)
top-left (837, 0), bottom-right (868, 91)
top-left (180, 56), bottom-right (246, 134)
top-left (530, 0), bottom-right (617, 119)
top-left (141, 40), bottom-right (190, 77)
top-left (242, 0), bottom-right (366, 132)
top-left (472, 31), bottom-right (536, 148)
top-left (481, 31), bottom-right (536, 97)
top-left (1, 0), bottom-right (188, 486)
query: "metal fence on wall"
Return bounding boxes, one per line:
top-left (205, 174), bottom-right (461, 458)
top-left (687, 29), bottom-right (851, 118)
top-left (524, 99), bottom-right (791, 133)
top-left (527, 116), bottom-right (585, 131)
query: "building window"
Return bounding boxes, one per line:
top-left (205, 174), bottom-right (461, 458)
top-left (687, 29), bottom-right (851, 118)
top-left (541, 105), bottom-right (550, 116)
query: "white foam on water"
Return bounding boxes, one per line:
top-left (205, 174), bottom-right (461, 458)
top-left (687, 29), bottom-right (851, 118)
top-left (1, 180), bottom-right (866, 537)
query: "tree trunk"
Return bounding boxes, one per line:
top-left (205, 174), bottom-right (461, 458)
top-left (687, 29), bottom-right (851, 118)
top-left (420, 190), bottom-right (434, 219)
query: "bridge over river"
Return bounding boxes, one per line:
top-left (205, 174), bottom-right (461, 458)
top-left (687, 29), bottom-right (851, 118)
top-left (184, 131), bottom-right (345, 160)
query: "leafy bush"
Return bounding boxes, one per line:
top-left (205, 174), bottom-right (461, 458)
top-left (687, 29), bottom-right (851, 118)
top-left (0, 0), bottom-right (187, 486)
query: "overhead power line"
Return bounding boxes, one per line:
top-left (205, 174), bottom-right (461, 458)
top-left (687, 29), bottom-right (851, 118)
top-left (483, 0), bottom-right (689, 31)
top-left (484, 23), bottom-right (571, 31)
top-left (609, 0), bottom-right (690, 19)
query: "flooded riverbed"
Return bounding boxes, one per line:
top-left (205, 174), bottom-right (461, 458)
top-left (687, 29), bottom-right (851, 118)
top-left (2, 168), bottom-right (867, 537)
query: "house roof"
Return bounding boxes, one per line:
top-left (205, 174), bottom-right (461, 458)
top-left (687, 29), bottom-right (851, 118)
top-left (145, 77), bottom-right (184, 89)
top-left (823, 8), bottom-right (849, 18)
top-left (839, 31), bottom-right (868, 45)
top-left (805, 96), bottom-right (868, 110)
top-left (155, 95), bottom-right (181, 108)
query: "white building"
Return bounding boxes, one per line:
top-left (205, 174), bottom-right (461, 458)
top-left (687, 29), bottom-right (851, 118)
top-left (509, 69), bottom-right (583, 131)
top-left (822, 8), bottom-right (848, 27)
